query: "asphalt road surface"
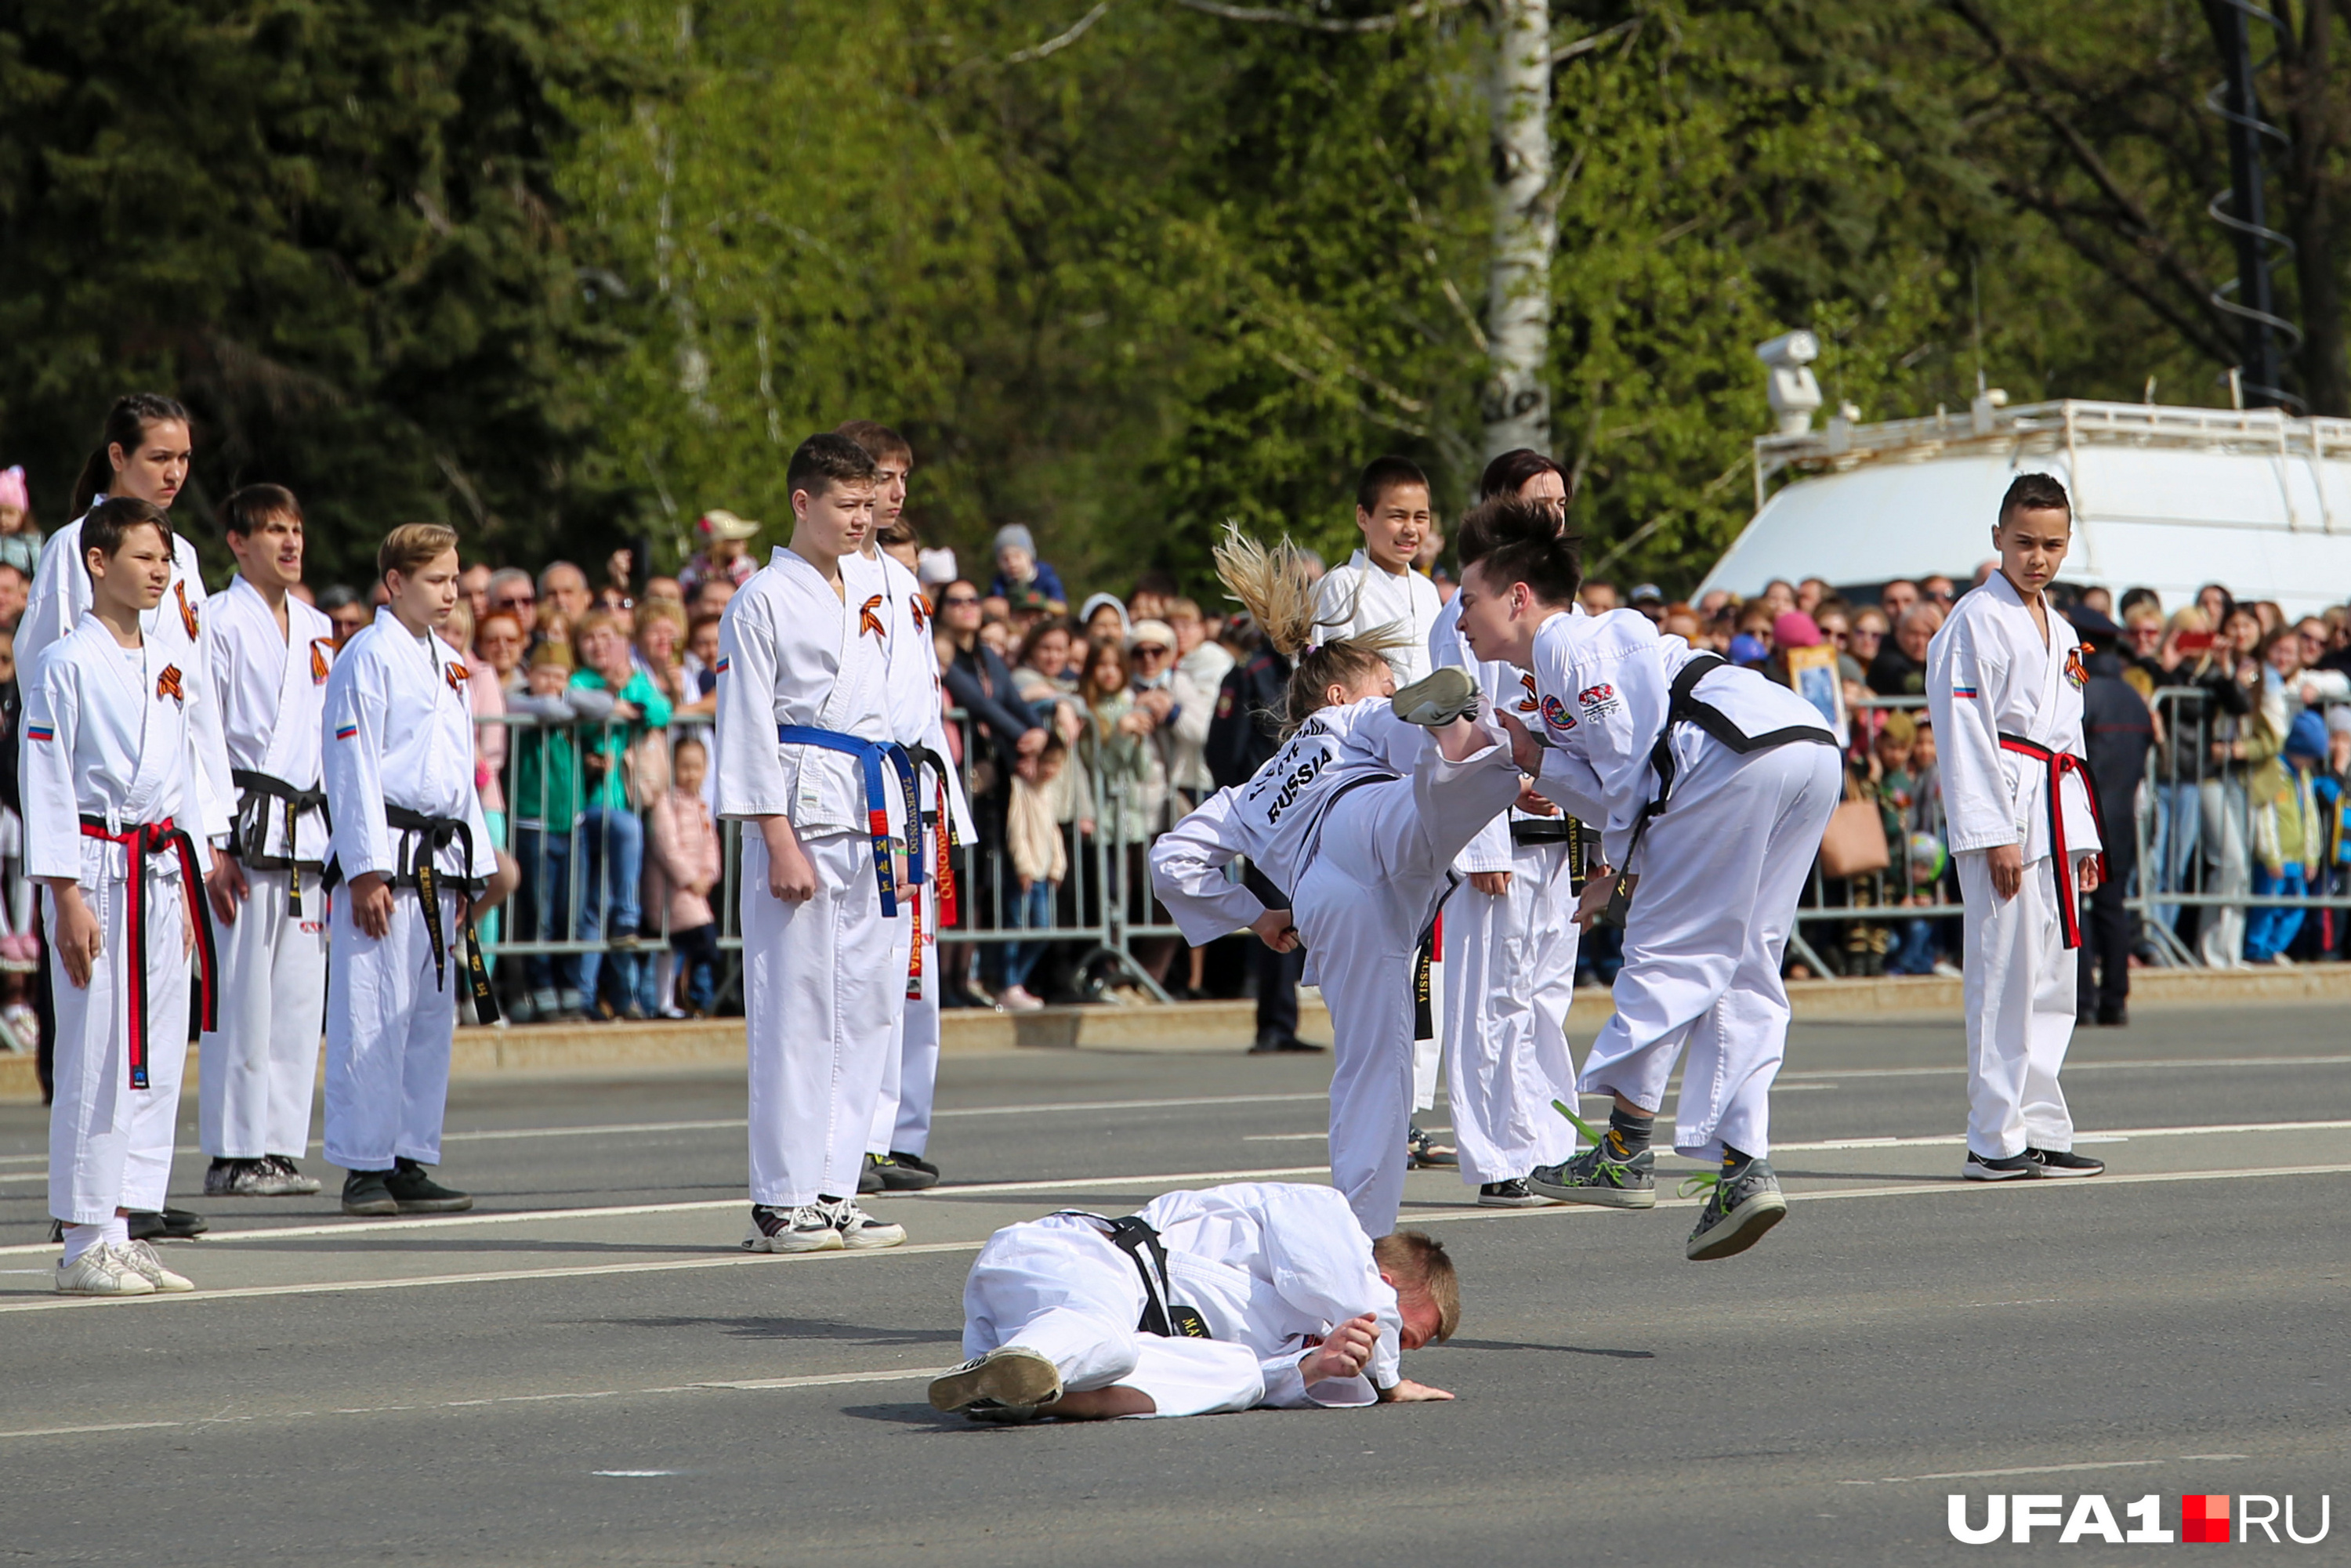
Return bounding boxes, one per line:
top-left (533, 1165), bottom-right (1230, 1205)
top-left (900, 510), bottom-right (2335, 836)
top-left (2, 1003), bottom-right (2346, 1565)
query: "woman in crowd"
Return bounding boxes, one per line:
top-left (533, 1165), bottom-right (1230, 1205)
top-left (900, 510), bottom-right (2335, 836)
top-left (568, 609), bottom-right (671, 1019)
top-left (940, 579), bottom-right (1044, 1005)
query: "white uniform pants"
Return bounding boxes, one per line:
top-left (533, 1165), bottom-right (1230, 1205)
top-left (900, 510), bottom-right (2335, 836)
top-left (744, 829), bottom-right (910, 1208)
top-left (200, 868), bottom-right (328, 1160)
top-left (1956, 848), bottom-right (2080, 1157)
top-left (323, 886), bottom-right (461, 1171)
top-left (1580, 742), bottom-right (1841, 1164)
top-left (46, 877), bottom-right (190, 1224)
top-left (1296, 726), bottom-right (1525, 1237)
top-left (869, 867), bottom-right (940, 1159)
top-left (1440, 836), bottom-right (1580, 1184)
top-left (963, 1213), bottom-right (1266, 1418)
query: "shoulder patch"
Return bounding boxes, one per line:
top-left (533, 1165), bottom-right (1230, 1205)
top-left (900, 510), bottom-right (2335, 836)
top-left (1540, 693), bottom-right (1577, 733)
top-left (1577, 682), bottom-right (1621, 718)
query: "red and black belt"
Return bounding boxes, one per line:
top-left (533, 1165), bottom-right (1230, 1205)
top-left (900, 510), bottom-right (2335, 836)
top-left (76, 814), bottom-right (218, 1090)
top-left (1997, 733), bottom-right (2108, 950)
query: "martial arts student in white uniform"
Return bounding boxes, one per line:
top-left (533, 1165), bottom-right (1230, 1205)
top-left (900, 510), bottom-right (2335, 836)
top-left (836, 420), bottom-right (975, 1195)
top-left (322, 525), bottom-right (499, 1219)
top-left (1312, 457), bottom-right (1453, 1168)
top-left (198, 485), bottom-right (336, 1198)
top-left (1926, 472), bottom-right (2107, 1182)
top-left (28, 499), bottom-right (219, 1295)
top-left (930, 1182), bottom-right (1457, 1421)
top-left (1153, 527), bottom-right (1530, 1239)
top-left (1426, 451), bottom-right (1585, 1208)
top-left (1453, 498), bottom-right (1842, 1261)
top-left (716, 432), bottom-right (912, 1254)
top-left (23, 394), bottom-right (234, 1244)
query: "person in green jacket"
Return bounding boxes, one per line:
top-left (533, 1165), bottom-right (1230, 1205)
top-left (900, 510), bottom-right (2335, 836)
top-left (571, 608), bottom-right (672, 1018)
top-left (509, 639), bottom-right (589, 1019)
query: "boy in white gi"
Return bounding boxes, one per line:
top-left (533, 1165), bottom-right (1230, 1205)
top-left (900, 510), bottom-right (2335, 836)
top-left (931, 1182), bottom-right (1456, 1421)
top-left (1425, 451), bottom-right (1583, 1208)
top-left (1313, 458), bottom-right (1453, 1168)
top-left (25, 395), bottom-right (234, 1240)
top-left (1454, 498), bottom-right (1842, 1261)
top-left (836, 419), bottom-right (974, 1196)
top-left (27, 498), bottom-right (220, 1295)
top-left (717, 433), bottom-right (911, 1254)
top-left (323, 524), bottom-right (499, 1218)
top-left (1153, 528), bottom-right (1531, 1239)
top-left (1926, 473), bottom-right (2107, 1182)
top-left (199, 485), bottom-right (336, 1198)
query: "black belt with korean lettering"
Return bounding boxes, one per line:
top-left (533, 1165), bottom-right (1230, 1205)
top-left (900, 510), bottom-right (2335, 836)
top-left (382, 805), bottom-right (500, 1025)
top-left (230, 768), bottom-right (330, 917)
top-left (1062, 1211), bottom-right (1213, 1338)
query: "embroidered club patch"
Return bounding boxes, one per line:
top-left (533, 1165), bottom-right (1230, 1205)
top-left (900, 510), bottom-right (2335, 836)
top-left (1577, 682), bottom-right (1621, 717)
top-left (1540, 693), bottom-right (1577, 733)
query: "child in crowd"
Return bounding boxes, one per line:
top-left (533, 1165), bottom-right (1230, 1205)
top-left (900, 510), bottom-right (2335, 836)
top-left (509, 639), bottom-right (587, 1021)
top-left (679, 509), bottom-right (760, 595)
top-left (2246, 708), bottom-right (2325, 965)
top-left (999, 732), bottom-right (1069, 1013)
top-left (0, 465), bottom-right (38, 578)
top-left (570, 608), bottom-right (672, 1019)
top-left (989, 524), bottom-right (1067, 613)
top-left (647, 734), bottom-right (723, 1017)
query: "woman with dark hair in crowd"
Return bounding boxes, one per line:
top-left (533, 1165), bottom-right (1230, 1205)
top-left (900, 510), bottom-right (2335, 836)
top-left (938, 579), bottom-right (1042, 1005)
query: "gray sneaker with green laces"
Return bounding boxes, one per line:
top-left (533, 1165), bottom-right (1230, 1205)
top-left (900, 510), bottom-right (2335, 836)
top-left (1527, 1142), bottom-right (1657, 1208)
top-left (1683, 1158), bottom-right (1788, 1262)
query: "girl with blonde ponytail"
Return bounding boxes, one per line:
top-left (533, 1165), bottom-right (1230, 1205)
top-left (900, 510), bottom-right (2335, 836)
top-left (1152, 524), bottom-right (1541, 1240)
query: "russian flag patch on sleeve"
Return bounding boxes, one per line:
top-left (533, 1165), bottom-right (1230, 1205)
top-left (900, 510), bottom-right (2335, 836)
top-left (335, 722), bottom-right (359, 741)
top-left (25, 725), bottom-right (53, 743)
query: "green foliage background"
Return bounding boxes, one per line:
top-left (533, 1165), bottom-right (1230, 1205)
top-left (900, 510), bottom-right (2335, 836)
top-left (0, 1), bottom-right (2330, 596)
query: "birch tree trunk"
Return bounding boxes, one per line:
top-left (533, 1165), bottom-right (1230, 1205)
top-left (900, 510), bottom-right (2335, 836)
top-left (1483, 0), bottom-right (1555, 462)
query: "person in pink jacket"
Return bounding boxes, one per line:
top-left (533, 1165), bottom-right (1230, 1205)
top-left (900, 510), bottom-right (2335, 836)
top-left (647, 734), bottom-right (723, 1016)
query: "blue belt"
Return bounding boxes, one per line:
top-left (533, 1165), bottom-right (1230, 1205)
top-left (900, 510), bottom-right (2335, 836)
top-left (777, 726), bottom-right (921, 914)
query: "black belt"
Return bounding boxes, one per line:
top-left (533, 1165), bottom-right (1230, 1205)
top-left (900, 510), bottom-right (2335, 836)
top-left (1509, 818), bottom-right (1574, 844)
top-left (379, 805), bottom-right (499, 1024)
top-left (230, 768), bottom-right (329, 916)
top-left (1063, 1212), bottom-right (1212, 1339)
top-left (1604, 653), bottom-right (1835, 924)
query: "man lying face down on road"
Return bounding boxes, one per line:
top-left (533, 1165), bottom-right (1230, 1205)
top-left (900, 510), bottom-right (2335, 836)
top-left (929, 1182), bottom-right (1457, 1421)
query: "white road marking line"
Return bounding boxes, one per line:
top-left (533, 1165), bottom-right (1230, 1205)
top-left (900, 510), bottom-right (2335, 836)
top-left (697, 1367), bottom-right (943, 1392)
top-left (1887, 1458), bottom-right (2168, 1483)
top-left (1780, 1052), bottom-right (2351, 1082)
top-left (1772, 1117), bottom-right (2351, 1153)
top-left (2, 1159), bottom-right (2346, 1312)
top-left (0, 1420), bottom-right (183, 1440)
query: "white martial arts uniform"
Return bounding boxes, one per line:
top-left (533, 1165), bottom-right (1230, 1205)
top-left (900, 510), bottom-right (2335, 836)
top-left (199, 578), bottom-right (335, 1162)
top-left (20, 509), bottom-right (234, 838)
top-left (1427, 593), bottom-right (1580, 1186)
top-left (1153, 701), bottom-right (1522, 1235)
top-left (321, 610), bottom-right (495, 1173)
top-left (24, 615), bottom-right (219, 1225)
top-left (717, 547), bottom-right (913, 1208)
top-left (1526, 611), bottom-right (1841, 1164)
top-left (1313, 554), bottom-right (1448, 1115)
top-left (962, 1182), bottom-right (1405, 1416)
top-left (1926, 575), bottom-right (2102, 1160)
top-left (851, 549), bottom-right (974, 1163)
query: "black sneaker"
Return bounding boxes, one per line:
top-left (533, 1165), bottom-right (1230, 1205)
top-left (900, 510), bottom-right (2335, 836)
top-left (2025, 1146), bottom-right (2106, 1178)
top-left (204, 1157), bottom-right (276, 1197)
top-left (2095, 1005), bottom-right (2128, 1027)
top-left (1406, 1125), bottom-right (1458, 1168)
top-left (1527, 1143), bottom-right (1656, 1208)
top-left (342, 1169), bottom-right (400, 1216)
top-left (126, 1208), bottom-right (208, 1240)
top-left (929, 1345), bottom-right (1063, 1416)
top-left (1962, 1150), bottom-right (2042, 1182)
top-left (870, 1153), bottom-right (940, 1193)
top-left (385, 1158), bottom-right (473, 1214)
top-left (1248, 1033), bottom-right (1326, 1056)
top-left (266, 1155), bottom-right (323, 1196)
top-left (858, 1154), bottom-right (886, 1196)
top-left (1478, 1178), bottom-right (1551, 1208)
top-left (889, 1150), bottom-right (940, 1182)
top-left (1683, 1158), bottom-right (1788, 1261)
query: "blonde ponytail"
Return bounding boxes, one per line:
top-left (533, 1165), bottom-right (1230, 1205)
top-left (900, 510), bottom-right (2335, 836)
top-left (1212, 521), bottom-right (1407, 733)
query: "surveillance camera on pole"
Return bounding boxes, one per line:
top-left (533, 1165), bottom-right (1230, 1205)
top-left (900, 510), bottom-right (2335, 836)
top-left (1755, 332), bottom-right (1823, 436)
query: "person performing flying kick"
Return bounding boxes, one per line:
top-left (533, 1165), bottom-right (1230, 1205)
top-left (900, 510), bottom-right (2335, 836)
top-left (1927, 472), bottom-right (2107, 1182)
top-left (1151, 527), bottom-right (1534, 1239)
top-left (1452, 498), bottom-right (1841, 1261)
top-left (930, 1182), bottom-right (1456, 1421)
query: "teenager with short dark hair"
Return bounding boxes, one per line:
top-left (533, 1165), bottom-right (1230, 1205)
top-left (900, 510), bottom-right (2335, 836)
top-left (28, 498), bottom-right (221, 1293)
top-left (197, 484), bottom-right (338, 1198)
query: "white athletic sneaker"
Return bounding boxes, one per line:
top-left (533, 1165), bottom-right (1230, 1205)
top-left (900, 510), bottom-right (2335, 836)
top-left (743, 1204), bottom-right (845, 1255)
top-left (824, 1198), bottom-right (907, 1251)
top-left (56, 1244), bottom-right (157, 1297)
top-left (929, 1345), bottom-right (1063, 1415)
top-left (115, 1239), bottom-right (196, 1293)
